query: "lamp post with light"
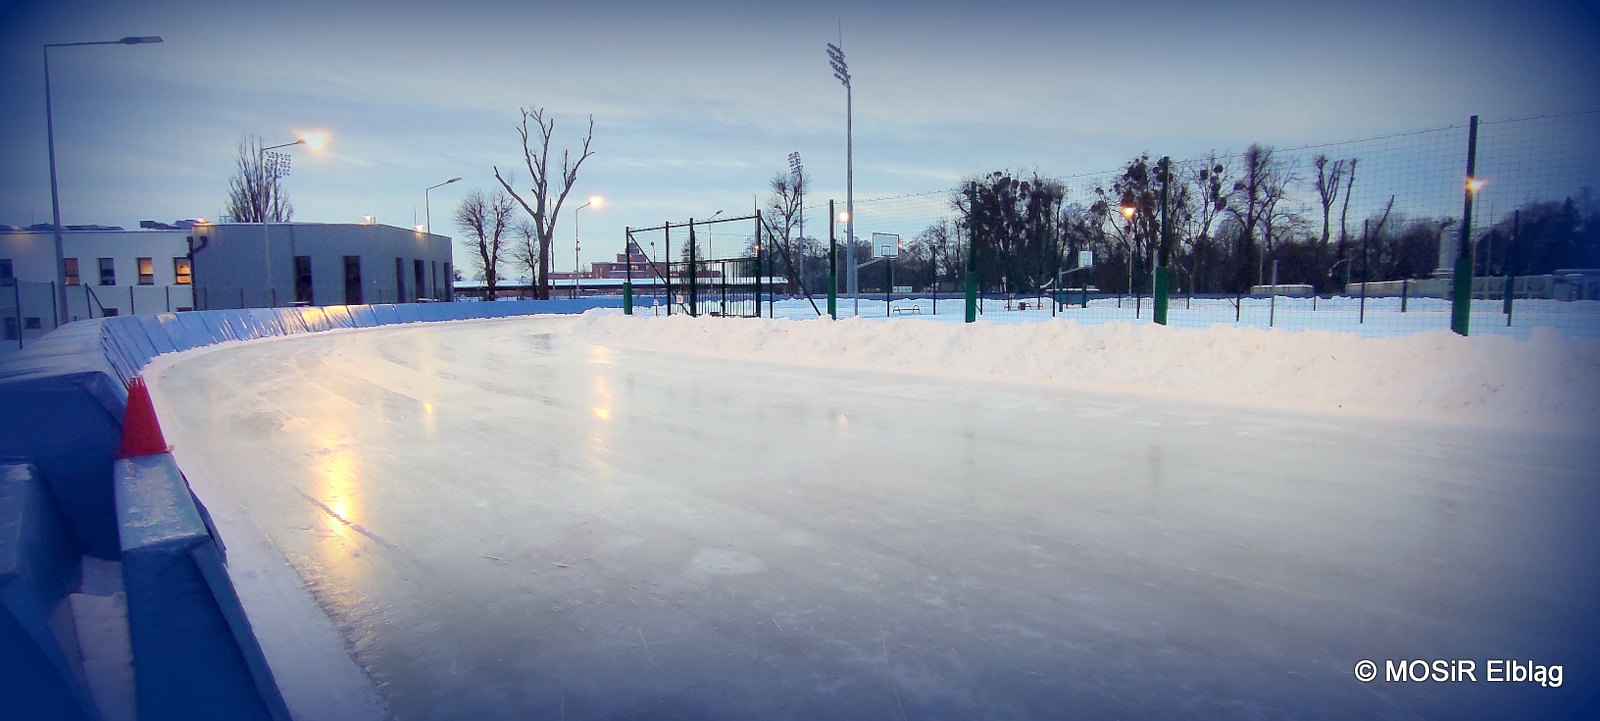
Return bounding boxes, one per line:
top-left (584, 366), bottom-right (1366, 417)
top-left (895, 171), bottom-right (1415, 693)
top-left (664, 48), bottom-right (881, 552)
top-left (1450, 115), bottom-right (1483, 336)
top-left (1120, 204), bottom-right (1137, 313)
top-left (700, 209), bottom-right (724, 259)
top-left (574, 196), bottom-right (602, 298)
top-left (44, 35), bottom-right (163, 322)
top-left (425, 177), bottom-right (461, 235)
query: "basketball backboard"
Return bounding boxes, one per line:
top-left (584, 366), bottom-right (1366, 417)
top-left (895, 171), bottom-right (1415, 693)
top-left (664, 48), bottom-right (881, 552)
top-left (872, 232), bottom-right (901, 259)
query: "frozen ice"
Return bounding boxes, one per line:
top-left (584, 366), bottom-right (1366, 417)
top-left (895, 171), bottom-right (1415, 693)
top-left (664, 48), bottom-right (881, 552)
top-left (148, 314), bottom-right (1600, 719)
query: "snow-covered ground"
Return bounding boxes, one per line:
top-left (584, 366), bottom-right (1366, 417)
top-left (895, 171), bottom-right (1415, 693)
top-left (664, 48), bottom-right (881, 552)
top-left (146, 312), bottom-right (1600, 720)
top-left (574, 311), bottom-right (1600, 431)
top-left (629, 294), bottom-right (1600, 339)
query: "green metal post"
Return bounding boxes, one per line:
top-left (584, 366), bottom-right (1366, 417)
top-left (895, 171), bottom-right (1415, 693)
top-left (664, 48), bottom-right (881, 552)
top-left (1154, 156), bottom-right (1171, 325)
top-left (623, 227), bottom-right (634, 315)
top-left (1451, 115), bottom-right (1479, 336)
top-left (964, 182), bottom-right (978, 323)
top-left (828, 199), bottom-right (838, 319)
top-left (756, 216), bottom-right (765, 318)
top-left (688, 220), bottom-right (698, 317)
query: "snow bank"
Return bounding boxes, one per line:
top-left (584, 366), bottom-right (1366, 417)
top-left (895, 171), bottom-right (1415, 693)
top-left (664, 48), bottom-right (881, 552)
top-left (571, 312), bottom-right (1600, 430)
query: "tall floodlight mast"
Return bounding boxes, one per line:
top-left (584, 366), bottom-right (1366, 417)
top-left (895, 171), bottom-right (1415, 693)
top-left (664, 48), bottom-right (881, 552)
top-left (826, 40), bottom-right (854, 312)
top-left (789, 151), bottom-right (804, 287)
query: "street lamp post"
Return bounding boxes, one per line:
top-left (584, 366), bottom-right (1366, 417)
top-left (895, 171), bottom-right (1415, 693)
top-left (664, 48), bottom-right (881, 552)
top-left (425, 177), bottom-right (462, 235)
top-left (701, 209), bottom-right (724, 259)
top-left (1120, 204), bottom-right (1136, 313)
top-left (574, 196), bottom-right (602, 299)
top-left (44, 35), bottom-right (163, 322)
top-left (827, 41), bottom-right (853, 314)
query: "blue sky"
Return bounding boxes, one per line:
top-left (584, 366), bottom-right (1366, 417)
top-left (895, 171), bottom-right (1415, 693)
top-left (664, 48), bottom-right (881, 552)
top-left (2, 0), bottom-right (1597, 272)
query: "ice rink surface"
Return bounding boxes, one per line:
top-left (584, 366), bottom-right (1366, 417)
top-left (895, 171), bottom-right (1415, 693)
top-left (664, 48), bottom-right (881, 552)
top-left (152, 315), bottom-right (1599, 720)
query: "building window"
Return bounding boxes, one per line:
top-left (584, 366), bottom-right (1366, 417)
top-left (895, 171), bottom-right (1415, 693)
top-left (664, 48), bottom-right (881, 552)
top-left (64, 258), bottom-right (80, 285)
top-left (431, 261), bottom-right (439, 301)
top-left (173, 257), bottom-right (192, 285)
top-left (137, 257), bottom-right (154, 285)
top-left (98, 258), bottom-right (115, 286)
top-left (395, 257), bottom-right (406, 303)
top-left (444, 263), bottom-right (452, 296)
top-left (294, 255), bottom-right (313, 305)
top-left (344, 256), bottom-right (363, 306)
top-left (414, 259), bottom-right (426, 301)
top-left (24, 317), bottom-right (41, 330)
top-left (3, 318), bottom-right (15, 340)
top-left (0, 259), bottom-right (12, 281)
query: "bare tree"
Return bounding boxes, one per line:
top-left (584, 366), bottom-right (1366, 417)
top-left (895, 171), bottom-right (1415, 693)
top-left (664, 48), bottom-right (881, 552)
top-left (1227, 144), bottom-right (1291, 290)
top-left (494, 108), bottom-right (595, 300)
top-left (763, 171), bottom-right (808, 293)
top-left (509, 217), bottom-right (539, 299)
top-left (1336, 159), bottom-right (1359, 289)
top-left (1183, 153), bottom-right (1231, 294)
top-left (454, 188), bottom-right (517, 300)
top-left (225, 135), bottom-right (293, 223)
top-left (1313, 155), bottom-right (1350, 249)
top-left (1258, 157), bottom-right (1300, 284)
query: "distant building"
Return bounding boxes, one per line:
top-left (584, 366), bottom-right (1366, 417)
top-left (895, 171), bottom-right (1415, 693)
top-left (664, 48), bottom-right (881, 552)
top-left (189, 222), bottom-right (453, 308)
top-left (1, 224), bottom-right (197, 350)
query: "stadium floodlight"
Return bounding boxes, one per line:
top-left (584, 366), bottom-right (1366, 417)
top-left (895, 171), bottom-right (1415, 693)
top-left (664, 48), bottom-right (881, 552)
top-left (826, 40), bottom-right (855, 312)
top-left (255, 137), bottom-right (318, 304)
top-left (44, 35), bottom-right (163, 322)
top-left (789, 152), bottom-right (804, 280)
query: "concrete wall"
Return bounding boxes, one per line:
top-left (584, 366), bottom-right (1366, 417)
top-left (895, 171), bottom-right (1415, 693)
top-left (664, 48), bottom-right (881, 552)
top-left (190, 223), bottom-right (452, 309)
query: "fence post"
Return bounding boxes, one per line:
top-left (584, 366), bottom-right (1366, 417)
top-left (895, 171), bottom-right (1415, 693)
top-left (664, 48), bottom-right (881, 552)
top-left (623, 227), bottom-right (634, 315)
top-left (965, 182), bottom-right (978, 323)
top-left (664, 223), bottom-right (672, 316)
top-left (1451, 115), bottom-right (1479, 336)
top-left (1269, 259), bottom-right (1278, 328)
top-left (13, 279), bottom-right (22, 349)
top-left (689, 220), bottom-right (699, 317)
top-left (828, 200), bottom-right (838, 319)
top-left (1503, 209), bottom-right (1519, 326)
top-left (1359, 219), bottom-right (1369, 324)
top-left (1154, 156), bottom-right (1171, 326)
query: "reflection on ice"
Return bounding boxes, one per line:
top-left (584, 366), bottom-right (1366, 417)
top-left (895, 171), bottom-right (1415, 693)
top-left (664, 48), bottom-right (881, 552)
top-left (153, 316), bottom-right (1600, 721)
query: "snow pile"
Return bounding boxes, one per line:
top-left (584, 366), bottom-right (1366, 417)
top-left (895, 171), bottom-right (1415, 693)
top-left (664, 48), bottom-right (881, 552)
top-left (570, 311), bottom-right (1600, 429)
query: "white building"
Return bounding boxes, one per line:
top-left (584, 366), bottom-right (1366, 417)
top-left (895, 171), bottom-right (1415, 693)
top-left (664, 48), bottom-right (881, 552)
top-left (1, 224), bottom-right (196, 349)
top-left (0, 220), bottom-right (456, 356)
top-left (189, 222), bottom-right (453, 309)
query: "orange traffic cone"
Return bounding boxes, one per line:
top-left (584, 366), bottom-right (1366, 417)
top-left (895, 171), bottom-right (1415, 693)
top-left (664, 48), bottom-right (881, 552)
top-left (118, 376), bottom-right (171, 458)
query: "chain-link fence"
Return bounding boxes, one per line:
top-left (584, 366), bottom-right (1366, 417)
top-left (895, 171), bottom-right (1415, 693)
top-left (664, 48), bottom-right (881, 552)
top-left (727, 111), bottom-right (1599, 338)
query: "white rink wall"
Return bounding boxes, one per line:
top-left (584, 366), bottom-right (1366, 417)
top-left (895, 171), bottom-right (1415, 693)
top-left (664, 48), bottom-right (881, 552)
top-left (572, 311), bottom-right (1600, 431)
